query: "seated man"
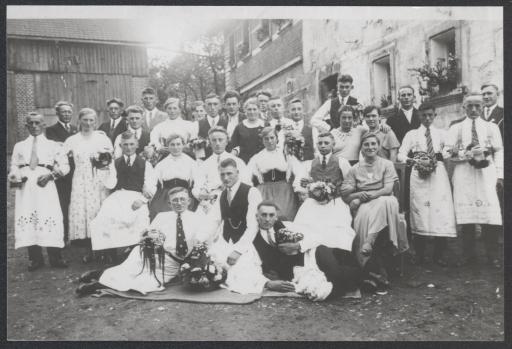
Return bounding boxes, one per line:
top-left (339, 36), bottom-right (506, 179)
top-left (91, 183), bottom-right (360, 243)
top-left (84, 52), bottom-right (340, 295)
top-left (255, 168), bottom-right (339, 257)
top-left (76, 187), bottom-right (205, 296)
top-left (341, 133), bottom-right (409, 292)
top-left (90, 131), bottom-right (156, 261)
top-left (253, 202), bottom-right (361, 298)
top-left (202, 158), bottom-right (264, 294)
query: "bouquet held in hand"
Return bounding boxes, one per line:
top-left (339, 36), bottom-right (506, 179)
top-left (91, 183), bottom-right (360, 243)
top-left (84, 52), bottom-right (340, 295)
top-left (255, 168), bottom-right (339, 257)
top-left (180, 243), bottom-right (227, 291)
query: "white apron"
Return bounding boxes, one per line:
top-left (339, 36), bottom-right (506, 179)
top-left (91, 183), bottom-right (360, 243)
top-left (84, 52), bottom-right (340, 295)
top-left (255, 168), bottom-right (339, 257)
top-left (14, 166), bottom-right (64, 249)
top-left (410, 162), bottom-right (457, 237)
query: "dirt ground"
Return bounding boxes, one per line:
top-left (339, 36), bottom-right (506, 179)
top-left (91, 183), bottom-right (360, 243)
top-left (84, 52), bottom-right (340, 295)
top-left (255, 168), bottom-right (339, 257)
top-left (6, 187), bottom-right (504, 341)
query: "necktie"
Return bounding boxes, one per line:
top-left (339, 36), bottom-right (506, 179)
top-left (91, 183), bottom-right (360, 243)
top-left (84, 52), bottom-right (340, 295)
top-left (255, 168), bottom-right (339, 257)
top-left (29, 136), bottom-right (39, 170)
top-left (227, 187), bottom-right (233, 205)
top-left (176, 213), bottom-right (188, 258)
top-left (110, 119), bottom-right (115, 136)
top-left (146, 111), bottom-right (152, 127)
top-left (471, 119), bottom-right (479, 146)
top-left (425, 126), bottom-right (435, 157)
top-left (65, 123), bottom-right (70, 133)
top-left (266, 229), bottom-right (276, 247)
top-left (217, 154), bottom-right (221, 165)
top-left (341, 97), bottom-right (345, 106)
top-left (484, 107), bottom-right (489, 120)
top-left (126, 156), bottom-right (131, 167)
top-left (322, 155), bottom-right (327, 169)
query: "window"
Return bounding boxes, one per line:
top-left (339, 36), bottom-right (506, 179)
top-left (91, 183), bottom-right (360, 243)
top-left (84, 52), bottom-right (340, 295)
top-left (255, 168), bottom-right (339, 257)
top-left (320, 73), bottom-right (338, 104)
top-left (233, 22), bottom-right (250, 63)
top-left (429, 28), bottom-right (458, 94)
top-left (372, 55), bottom-right (392, 108)
top-left (254, 19), bottom-right (271, 45)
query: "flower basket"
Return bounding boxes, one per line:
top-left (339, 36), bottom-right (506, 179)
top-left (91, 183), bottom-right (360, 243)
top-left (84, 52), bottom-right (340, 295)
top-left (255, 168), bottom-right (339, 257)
top-left (179, 243), bottom-right (227, 292)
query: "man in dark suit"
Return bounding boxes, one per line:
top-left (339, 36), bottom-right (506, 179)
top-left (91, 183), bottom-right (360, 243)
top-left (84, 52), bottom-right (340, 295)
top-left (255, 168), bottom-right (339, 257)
top-left (384, 85), bottom-right (421, 143)
top-left (141, 87), bottom-right (168, 131)
top-left (223, 90), bottom-right (246, 138)
top-left (253, 202), bottom-right (361, 298)
top-left (481, 83), bottom-right (503, 137)
top-left (45, 101), bottom-right (78, 243)
top-left (311, 74), bottom-right (359, 131)
top-left (197, 93), bottom-right (229, 159)
top-left (113, 105), bottom-right (150, 158)
top-left (98, 98), bottom-right (127, 144)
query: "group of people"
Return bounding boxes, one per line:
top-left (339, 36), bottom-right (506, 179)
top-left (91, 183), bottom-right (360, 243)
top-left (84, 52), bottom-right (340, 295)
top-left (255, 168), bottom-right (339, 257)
top-left (9, 74), bottom-right (503, 300)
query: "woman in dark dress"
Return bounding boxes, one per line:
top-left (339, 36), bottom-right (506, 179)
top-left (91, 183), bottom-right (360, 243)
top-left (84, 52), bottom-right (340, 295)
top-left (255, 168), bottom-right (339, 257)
top-left (230, 98), bottom-right (265, 164)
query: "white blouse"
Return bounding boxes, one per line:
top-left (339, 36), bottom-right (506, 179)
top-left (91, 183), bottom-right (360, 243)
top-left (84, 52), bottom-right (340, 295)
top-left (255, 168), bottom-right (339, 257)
top-left (149, 118), bottom-right (198, 149)
top-left (248, 148), bottom-right (295, 182)
top-left (150, 153), bottom-right (200, 186)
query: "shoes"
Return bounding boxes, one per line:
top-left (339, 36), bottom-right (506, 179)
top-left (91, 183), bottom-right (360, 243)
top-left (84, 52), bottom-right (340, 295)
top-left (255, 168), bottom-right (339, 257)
top-left (368, 272), bottom-right (390, 288)
top-left (75, 281), bottom-right (102, 296)
top-left (361, 279), bottom-right (377, 293)
top-left (78, 270), bottom-right (102, 283)
top-left (27, 260), bottom-right (44, 272)
top-left (50, 259), bottom-right (69, 268)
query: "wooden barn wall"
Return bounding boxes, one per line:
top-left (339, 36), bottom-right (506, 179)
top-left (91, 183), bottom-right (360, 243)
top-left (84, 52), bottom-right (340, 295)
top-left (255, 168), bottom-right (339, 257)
top-left (7, 71), bottom-right (17, 151)
top-left (7, 39), bottom-right (148, 76)
top-left (32, 72), bottom-right (134, 124)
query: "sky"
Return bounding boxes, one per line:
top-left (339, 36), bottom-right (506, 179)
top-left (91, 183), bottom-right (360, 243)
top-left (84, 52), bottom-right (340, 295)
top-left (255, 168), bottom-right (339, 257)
top-left (7, 6), bottom-right (502, 61)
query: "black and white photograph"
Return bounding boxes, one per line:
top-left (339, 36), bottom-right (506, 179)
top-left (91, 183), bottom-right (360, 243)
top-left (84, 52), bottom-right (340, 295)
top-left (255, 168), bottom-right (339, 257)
top-left (5, 5), bottom-right (505, 341)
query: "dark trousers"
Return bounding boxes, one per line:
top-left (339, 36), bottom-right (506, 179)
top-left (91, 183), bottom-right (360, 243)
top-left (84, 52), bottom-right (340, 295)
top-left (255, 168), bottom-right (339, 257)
top-left (315, 245), bottom-right (361, 296)
top-left (55, 178), bottom-right (72, 242)
top-left (460, 224), bottom-right (501, 261)
top-left (413, 235), bottom-right (447, 260)
top-left (27, 245), bottom-right (63, 265)
top-left (362, 228), bottom-right (395, 279)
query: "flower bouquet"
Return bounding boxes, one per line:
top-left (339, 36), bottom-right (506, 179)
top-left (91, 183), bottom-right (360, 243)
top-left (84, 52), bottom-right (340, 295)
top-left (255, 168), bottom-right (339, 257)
top-left (90, 149), bottom-right (113, 170)
top-left (466, 144), bottom-right (490, 169)
top-left (275, 227), bottom-right (304, 244)
top-left (141, 145), bottom-right (161, 166)
top-left (284, 131), bottom-right (305, 161)
top-left (188, 138), bottom-right (208, 160)
top-left (138, 229), bottom-right (167, 287)
top-left (307, 181), bottom-right (337, 203)
top-left (411, 151), bottom-right (437, 179)
top-left (179, 243), bottom-right (227, 292)
top-left (293, 266), bottom-right (333, 302)
top-left (8, 170), bottom-right (28, 188)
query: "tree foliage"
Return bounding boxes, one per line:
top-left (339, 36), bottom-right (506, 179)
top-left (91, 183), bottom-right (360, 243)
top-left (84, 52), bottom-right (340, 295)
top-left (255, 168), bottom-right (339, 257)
top-left (148, 34), bottom-right (225, 119)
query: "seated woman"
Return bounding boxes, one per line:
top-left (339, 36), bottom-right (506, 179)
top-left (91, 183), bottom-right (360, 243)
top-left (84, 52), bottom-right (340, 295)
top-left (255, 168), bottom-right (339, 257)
top-left (248, 127), bottom-right (298, 221)
top-left (148, 133), bottom-right (199, 221)
top-left (90, 131), bottom-right (156, 261)
top-left (341, 133), bottom-right (409, 292)
top-left (76, 187), bottom-right (206, 296)
top-left (230, 98), bottom-right (265, 164)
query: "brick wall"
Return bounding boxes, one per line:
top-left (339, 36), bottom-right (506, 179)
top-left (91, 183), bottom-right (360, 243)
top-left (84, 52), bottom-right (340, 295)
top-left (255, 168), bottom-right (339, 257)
top-left (231, 21), bottom-right (303, 90)
top-left (14, 74), bottom-right (35, 141)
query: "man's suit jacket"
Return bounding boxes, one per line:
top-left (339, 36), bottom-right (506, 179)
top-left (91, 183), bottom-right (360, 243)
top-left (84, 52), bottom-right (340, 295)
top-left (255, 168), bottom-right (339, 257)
top-left (145, 109), bottom-right (168, 131)
top-left (385, 108), bottom-right (421, 143)
top-left (197, 116), bottom-right (229, 158)
top-left (98, 118), bottom-right (128, 144)
top-left (45, 122), bottom-right (78, 143)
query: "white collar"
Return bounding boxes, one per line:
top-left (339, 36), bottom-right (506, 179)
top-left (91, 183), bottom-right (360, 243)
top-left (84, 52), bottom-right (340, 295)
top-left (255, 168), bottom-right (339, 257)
top-left (128, 126), bottom-right (142, 134)
top-left (227, 180), bottom-right (241, 195)
top-left (260, 226), bottom-right (276, 244)
top-left (293, 119), bottom-right (304, 127)
top-left (227, 112), bottom-right (239, 120)
top-left (319, 152), bottom-right (332, 163)
top-left (58, 120), bottom-right (71, 129)
top-left (243, 119), bottom-right (264, 128)
top-left (124, 153), bottom-right (136, 161)
top-left (167, 117), bottom-right (183, 123)
top-left (207, 115), bottom-right (219, 125)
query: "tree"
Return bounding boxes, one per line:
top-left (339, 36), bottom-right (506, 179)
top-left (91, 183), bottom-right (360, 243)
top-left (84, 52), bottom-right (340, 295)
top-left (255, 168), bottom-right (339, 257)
top-left (148, 33), bottom-right (225, 119)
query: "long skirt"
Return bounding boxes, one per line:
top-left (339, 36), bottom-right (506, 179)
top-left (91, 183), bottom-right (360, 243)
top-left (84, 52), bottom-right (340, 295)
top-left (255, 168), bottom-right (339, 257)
top-left (208, 237), bottom-right (267, 294)
top-left (410, 162), bottom-right (457, 237)
top-left (90, 190), bottom-right (150, 250)
top-left (14, 167), bottom-right (64, 249)
top-left (353, 196), bottom-right (409, 267)
top-left (451, 162), bottom-right (501, 225)
top-left (292, 198), bottom-right (355, 252)
top-left (257, 181), bottom-right (297, 221)
top-left (99, 246), bottom-right (180, 295)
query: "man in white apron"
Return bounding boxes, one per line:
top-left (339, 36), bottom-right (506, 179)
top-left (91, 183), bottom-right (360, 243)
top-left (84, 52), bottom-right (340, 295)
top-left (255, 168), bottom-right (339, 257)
top-left (446, 94), bottom-right (503, 267)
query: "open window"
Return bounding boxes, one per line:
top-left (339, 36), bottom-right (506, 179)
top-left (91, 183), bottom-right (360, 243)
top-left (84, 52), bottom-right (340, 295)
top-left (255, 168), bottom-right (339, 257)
top-left (372, 55), bottom-right (393, 108)
top-left (234, 22), bottom-right (250, 63)
top-left (320, 73), bottom-right (338, 104)
top-left (428, 28), bottom-right (458, 94)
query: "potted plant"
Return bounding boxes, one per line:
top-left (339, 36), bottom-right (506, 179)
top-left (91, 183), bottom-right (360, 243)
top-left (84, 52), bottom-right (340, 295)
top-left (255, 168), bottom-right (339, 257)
top-left (409, 53), bottom-right (458, 98)
top-left (379, 94), bottom-right (393, 108)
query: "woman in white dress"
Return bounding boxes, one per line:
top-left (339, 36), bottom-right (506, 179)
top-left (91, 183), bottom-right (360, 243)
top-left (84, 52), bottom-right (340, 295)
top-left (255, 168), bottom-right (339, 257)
top-left (248, 126), bottom-right (298, 221)
top-left (398, 103), bottom-right (456, 266)
top-left (63, 108), bottom-right (116, 263)
top-left (148, 133), bottom-right (199, 220)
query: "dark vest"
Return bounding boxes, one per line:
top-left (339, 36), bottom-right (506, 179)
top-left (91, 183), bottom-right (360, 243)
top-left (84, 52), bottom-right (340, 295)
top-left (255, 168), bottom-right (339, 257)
top-left (220, 183), bottom-right (251, 243)
top-left (253, 220), bottom-right (304, 281)
top-left (197, 117), bottom-right (229, 158)
top-left (329, 96), bottom-right (358, 129)
top-left (114, 155), bottom-right (146, 192)
top-left (310, 154), bottom-right (344, 193)
top-left (301, 125), bottom-right (315, 161)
